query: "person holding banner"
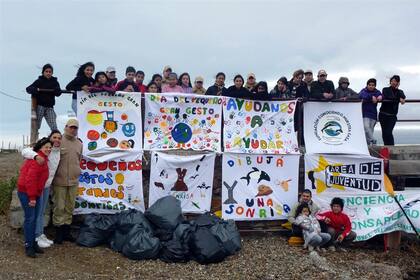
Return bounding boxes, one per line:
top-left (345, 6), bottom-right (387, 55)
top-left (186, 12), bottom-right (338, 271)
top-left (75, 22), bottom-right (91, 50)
top-left (89, 72), bottom-right (115, 93)
top-left (269, 77), bottom-right (291, 99)
top-left (192, 76), bottom-right (206, 94)
top-left (335, 77), bottom-right (359, 101)
top-left (151, 74), bottom-right (163, 92)
top-left (114, 66), bottom-right (140, 92)
top-left (288, 189), bottom-right (320, 237)
top-left (379, 75), bottom-right (406, 145)
top-left (161, 65), bottom-right (172, 86)
top-left (162, 72), bottom-right (183, 93)
top-left (359, 78), bottom-right (382, 145)
top-left (225, 74), bottom-right (251, 98)
top-left (66, 62), bottom-right (95, 114)
top-left (206, 72), bottom-right (227, 96)
top-left (147, 81), bottom-right (159, 93)
top-left (135, 70), bottom-right (147, 93)
top-left (51, 119), bottom-right (82, 244)
top-left (317, 197), bottom-right (356, 252)
top-left (310, 70), bottom-right (335, 100)
top-left (178, 72), bottom-right (193, 93)
top-left (288, 69), bottom-right (309, 98)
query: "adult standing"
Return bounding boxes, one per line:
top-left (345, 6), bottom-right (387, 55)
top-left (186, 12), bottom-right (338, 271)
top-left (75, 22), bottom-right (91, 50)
top-left (206, 72), bottom-right (227, 96)
top-left (225, 75), bottom-right (251, 98)
top-left (192, 76), bottom-right (206, 94)
top-left (66, 62), bottom-right (95, 114)
top-left (303, 70), bottom-right (314, 92)
top-left (379, 75), bottom-right (406, 145)
top-left (335, 77), bottom-right (359, 100)
top-left (244, 73), bottom-right (257, 92)
top-left (52, 119), bottom-right (82, 244)
top-left (288, 69), bottom-right (309, 98)
top-left (310, 70), bottom-right (335, 100)
top-left (270, 77), bottom-right (291, 99)
top-left (106, 66), bottom-right (118, 86)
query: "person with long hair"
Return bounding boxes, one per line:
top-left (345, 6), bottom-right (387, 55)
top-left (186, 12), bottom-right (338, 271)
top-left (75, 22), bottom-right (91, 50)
top-left (89, 72), bottom-right (115, 93)
top-left (178, 72), bottom-right (193, 93)
top-left (225, 74), bottom-right (251, 98)
top-left (151, 74), bottom-right (163, 93)
top-left (146, 81), bottom-right (159, 93)
top-left (17, 137), bottom-right (52, 257)
top-left (66, 62), bottom-right (95, 114)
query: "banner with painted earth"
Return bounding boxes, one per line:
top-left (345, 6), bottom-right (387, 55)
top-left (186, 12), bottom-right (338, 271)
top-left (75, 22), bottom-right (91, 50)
top-left (149, 152), bottom-right (215, 213)
top-left (144, 92), bottom-right (223, 151)
top-left (74, 153), bottom-right (144, 214)
top-left (222, 153), bottom-right (300, 220)
top-left (305, 154), bottom-right (385, 195)
top-left (223, 98), bottom-right (299, 154)
top-left (304, 102), bottom-right (369, 154)
top-left (77, 91), bottom-right (142, 157)
top-left (312, 191), bottom-right (420, 241)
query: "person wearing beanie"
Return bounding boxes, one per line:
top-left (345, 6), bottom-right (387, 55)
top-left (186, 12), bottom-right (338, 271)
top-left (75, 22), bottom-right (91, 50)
top-left (335, 77), bottom-right (358, 100)
top-left (359, 78), bottom-right (382, 145)
top-left (89, 72), bottom-right (115, 93)
top-left (162, 72), bottom-right (183, 93)
top-left (114, 66), bottom-right (140, 92)
top-left (66, 62), bottom-right (95, 114)
top-left (310, 70), bottom-right (335, 100)
top-left (192, 76), bottom-right (206, 94)
top-left (26, 64), bottom-right (62, 132)
top-left (206, 72), bottom-right (227, 96)
top-left (270, 76), bottom-right (292, 99)
top-left (379, 75), bottom-right (406, 145)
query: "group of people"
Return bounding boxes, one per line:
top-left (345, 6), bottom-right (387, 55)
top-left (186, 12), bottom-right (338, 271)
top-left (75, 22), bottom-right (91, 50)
top-left (17, 119), bottom-right (82, 257)
top-left (27, 63), bottom-right (406, 146)
top-left (288, 190), bottom-right (356, 252)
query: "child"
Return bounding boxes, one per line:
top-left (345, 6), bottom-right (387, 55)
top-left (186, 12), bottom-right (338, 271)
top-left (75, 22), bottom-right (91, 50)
top-left (178, 72), bottom-right (193, 93)
top-left (147, 81), bottom-right (159, 93)
top-left (66, 62), bottom-right (95, 114)
top-left (359, 78), bottom-right (382, 145)
top-left (17, 137), bottom-right (52, 257)
top-left (162, 72), bottom-right (183, 93)
top-left (26, 64), bottom-right (61, 131)
top-left (114, 66), bottom-right (140, 92)
top-left (317, 197), bottom-right (357, 252)
top-left (89, 72), bottom-right (115, 93)
top-left (294, 202), bottom-right (331, 252)
top-left (135, 70), bottom-right (147, 93)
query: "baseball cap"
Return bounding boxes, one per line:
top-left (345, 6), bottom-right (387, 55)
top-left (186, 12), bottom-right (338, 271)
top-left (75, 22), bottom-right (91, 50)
top-left (247, 73), bottom-right (256, 79)
top-left (304, 69), bottom-right (313, 75)
top-left (66, 119), bottom-right (79, 128)
top-left (195, 76), bottom-right (204, 83)
top-left (318, 70), bottom-right (327, 76)
top-left (106, 66), bottom-right (116, 72)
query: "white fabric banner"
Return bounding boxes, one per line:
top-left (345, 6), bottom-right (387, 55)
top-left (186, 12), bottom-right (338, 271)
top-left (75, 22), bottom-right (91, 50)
top-left (222, 153), bottom-right (300, 220)
top-left (74, 152), bottom-right (144, 214)
top-left (305, 154), bottom-right (385, 195)
top-left (144, 92), bottom-right (223, 151)
top-left (313, 191), bottom-right (420, 241)
top-left (149, 152), bottom-right (216, 213)
top-left (77, 91), bottom-right (142, 157)
top-left (223, 98), bottom-right (299, 154)
top-left (304, 102), bottom-right (368, 154)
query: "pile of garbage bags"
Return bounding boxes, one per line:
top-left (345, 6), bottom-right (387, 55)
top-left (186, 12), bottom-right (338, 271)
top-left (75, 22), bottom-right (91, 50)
top-left (77, 196), bottom-right (241, 264)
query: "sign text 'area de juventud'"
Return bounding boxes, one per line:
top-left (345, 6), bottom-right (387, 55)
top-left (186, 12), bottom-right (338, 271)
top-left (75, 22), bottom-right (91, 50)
top-left (143, 92), bottom-right (223, 152)
top-left (149, 152), bottom-right (216, 214)
top-left (222, 153), bottom-right (300, 221)
top-left (304, 102), bottom-right (369, 155)
top-left (74, 152), bottom-right (144, 214)
top-left (223, 98), bottom-right (299, 154)
top-left (305, 154), bottom-right (385, 195)
top-left (77, 91), bottom-right (142, 158)
top-left (313, 191), bottom-right (420, 241)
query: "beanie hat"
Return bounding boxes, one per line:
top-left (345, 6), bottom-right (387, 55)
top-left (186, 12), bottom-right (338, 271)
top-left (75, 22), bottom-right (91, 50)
top-left (338, 77), bottom-right (350, 85)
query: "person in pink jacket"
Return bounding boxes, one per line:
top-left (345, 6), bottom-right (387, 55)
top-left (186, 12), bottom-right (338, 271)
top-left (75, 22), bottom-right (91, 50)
top-left (162, 72), bottom-right (183, 93)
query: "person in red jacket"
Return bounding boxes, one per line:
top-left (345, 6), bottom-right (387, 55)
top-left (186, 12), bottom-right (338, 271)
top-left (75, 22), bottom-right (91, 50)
top-left (17, 137), bottom-right (52, 258)
top-left (317, 197), bottom-right (356, 252)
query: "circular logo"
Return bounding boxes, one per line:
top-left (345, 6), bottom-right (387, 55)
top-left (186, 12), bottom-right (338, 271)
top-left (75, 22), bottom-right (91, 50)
top-left (314, 111), bottom-right (351, 145)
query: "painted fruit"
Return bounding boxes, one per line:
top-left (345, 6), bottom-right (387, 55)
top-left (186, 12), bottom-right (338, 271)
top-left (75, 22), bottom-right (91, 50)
top-left (88, 141), bottom-right (97, 151)
top-left (87, 130), bottom-right (100, 141)
top-left (106, 138), bottom-right (118, 148)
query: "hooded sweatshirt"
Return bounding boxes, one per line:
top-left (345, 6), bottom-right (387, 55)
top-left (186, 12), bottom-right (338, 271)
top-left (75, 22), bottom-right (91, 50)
top-left (26, 76), bottom-right (61, 107)
top-left (359, 87), bottom-right (382, 120)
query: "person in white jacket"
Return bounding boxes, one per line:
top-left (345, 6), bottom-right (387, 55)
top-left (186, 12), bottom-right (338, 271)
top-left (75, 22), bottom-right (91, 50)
top-left (22, 130), bottom-right (61, 248)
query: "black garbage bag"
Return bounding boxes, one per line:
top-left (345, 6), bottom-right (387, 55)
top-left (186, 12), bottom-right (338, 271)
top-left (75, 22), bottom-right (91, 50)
top-left (122, 224), bottom-right (161, 260)
top-left (194, 212), bottom-right (221, 227)
top-left (190, 227), bottom-right (227, 264)
top-left (145, 196), bottom-right (183, 241)
top-left (159, 221), bottom-right (196, 263)
top-left (77, 214), bottom-right (117, 247)
top-left (210, 220), bottom-right (241, 255)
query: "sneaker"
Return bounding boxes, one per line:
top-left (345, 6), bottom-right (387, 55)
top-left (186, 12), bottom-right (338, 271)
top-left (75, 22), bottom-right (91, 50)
top-left (40, 234), bottom-right (54, 245)
top-left (328, 245), bottom-right (336, 252)
top-left (35, 237), bottom-right (51, 248)
top-left (337, 247), bottom-right (347, 252)
top-left (308, 245), bottom-right (314, 252)
top-left (25, 247), bottom-right (36, 258)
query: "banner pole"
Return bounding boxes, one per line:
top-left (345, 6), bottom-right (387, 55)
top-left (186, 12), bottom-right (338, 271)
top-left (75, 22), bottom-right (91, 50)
top-left (393, 196), bottom-right (420, 238)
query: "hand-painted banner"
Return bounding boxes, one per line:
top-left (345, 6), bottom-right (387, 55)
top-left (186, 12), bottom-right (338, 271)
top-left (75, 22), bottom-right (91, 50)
top-left (223, 98), bottom-right (299, 154)
top-left (304, 102), bottom-right (369, 154)
top-left (149, 152), bottom-right (216, 213)
top-left (77, 91), bottom-right (142, 156)
top-left (222, 153), bottom-right (300, 220)
top-left (74, 153), bottom-right (144, 214)
top-left (144, 92), bottom-right (223, 151)
top-left (305, 154), bottom-right (384, 195)
top-left (313, 191), bottom-right (420, 241)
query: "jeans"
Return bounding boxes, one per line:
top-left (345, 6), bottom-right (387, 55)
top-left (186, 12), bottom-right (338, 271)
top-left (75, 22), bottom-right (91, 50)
top-left (71, 98), bottom-right (77, 115)
top-left (327, 227), bottom-right (357, 247)
top-left (18, 192), bottom-right (40, 248)
top-left (379, 113), bottom-right (397, 145)
top-left (35, 187), bottom-right (50, 238)
top-left (363, 118), bottom-right (377, 145)
top-left (308, 232), bottom-right (331, 247)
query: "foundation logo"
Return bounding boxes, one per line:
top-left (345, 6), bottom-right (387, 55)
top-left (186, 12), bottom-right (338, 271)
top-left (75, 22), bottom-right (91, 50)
top-left (314, 111), bottom-right (351, 145)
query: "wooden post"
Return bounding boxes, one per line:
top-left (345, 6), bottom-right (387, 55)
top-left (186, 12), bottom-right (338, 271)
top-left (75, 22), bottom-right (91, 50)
top-left (30, 96), bottom-right (38, 145)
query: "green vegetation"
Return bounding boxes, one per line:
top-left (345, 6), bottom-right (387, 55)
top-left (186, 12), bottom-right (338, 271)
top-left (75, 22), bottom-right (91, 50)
top-left (0, 176), bottom-right (16, 214)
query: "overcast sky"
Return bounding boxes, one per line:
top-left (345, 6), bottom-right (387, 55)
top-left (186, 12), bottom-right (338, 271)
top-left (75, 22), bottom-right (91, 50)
top-left (1, 0), bottom-right (420, 146)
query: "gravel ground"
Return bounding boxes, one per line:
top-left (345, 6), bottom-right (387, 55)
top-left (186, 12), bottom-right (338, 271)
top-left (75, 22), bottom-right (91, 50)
top-left (0, 216), bottom-right (419, 280)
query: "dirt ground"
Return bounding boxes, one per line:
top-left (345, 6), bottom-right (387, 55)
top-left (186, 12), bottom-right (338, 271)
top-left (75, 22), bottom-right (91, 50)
top-left (0, 152), bottom-right (22, 181)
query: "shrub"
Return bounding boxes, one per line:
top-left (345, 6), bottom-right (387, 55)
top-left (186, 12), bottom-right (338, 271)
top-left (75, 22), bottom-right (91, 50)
top-left (0, 176), bottom-right (17, 214)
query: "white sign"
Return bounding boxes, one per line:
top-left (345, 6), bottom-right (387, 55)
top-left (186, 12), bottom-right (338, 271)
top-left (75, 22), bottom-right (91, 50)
top-left (149, 152), bottom-right (216, 213)
top-left (304, 102), bottom-right (369, 154)
top-left (222, 153), bottom-right (300, 220)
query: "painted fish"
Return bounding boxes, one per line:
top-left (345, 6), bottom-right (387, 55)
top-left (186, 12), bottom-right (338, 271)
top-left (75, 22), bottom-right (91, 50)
top-left (240, 167), bottom-right (271, 185)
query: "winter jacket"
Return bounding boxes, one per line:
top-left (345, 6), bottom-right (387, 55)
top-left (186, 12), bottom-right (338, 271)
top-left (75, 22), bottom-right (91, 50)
top-left (52, 133), bottom-right (82, 187)
top-left (26, 76), bottom-right (61, 107)
top-left (317, 210), bottom-right (352, 237)
top-left (310, 80), bottom-right (335, 100)
top-left (359, 87), bottom-right (382, 120)
top-left (162, 84), bottom-right (183, 93)
top-left (89, 84), bottom-right (115, 93)
top-left (288, 81), bottom-right (309, 98)
top-left (114, 79), bottom-right (140, 92)
top-left (288, 200), bottom-right (321, 224)
top-left (22, 147), bottom-right (60, 188)
top-left (181, 85), bottom-right (193, 93)
top-left (135, 83), bottom-right (147, 93)
top-left (380, 86), bottom-right (406, 116)
top-left (192, 86), bottom-right (206, 94)
top-left (244, 82), bottom-right (256, 92)
top-left (224, 86), bottom-right (251, 99)
top-left (335, 87), bottom-right (359, 100)
top-left (295, 215), bottom-right (322, 245)
top-left (270, 86), bottom-right (293, 99)
top-left (66, 76), bottom-right (95, 99)
top-left (206, 84), bottom-right (227, 96)
top-left (17, 151), bottom-right (49, 201)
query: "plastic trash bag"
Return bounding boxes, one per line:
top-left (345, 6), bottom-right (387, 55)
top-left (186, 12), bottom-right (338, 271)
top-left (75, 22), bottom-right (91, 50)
top-left (159, 221), bottom-right (195, 263)
top-left (122, 224), bottom-right (161, 260)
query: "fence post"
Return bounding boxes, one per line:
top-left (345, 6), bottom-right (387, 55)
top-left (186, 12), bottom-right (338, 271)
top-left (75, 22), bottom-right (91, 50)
top-left (30, 96), bottom-right (38, 145)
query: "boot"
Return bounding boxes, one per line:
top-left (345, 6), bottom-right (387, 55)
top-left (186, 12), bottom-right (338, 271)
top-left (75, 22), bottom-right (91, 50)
top-left (63, 225), bottom-right (76, 242)
top-left (54, 226), bottom-right (64, 244)
top-left (34, 243), bottom-right (44, 254)
top-left (25, 246), bottom-right (36, 258)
